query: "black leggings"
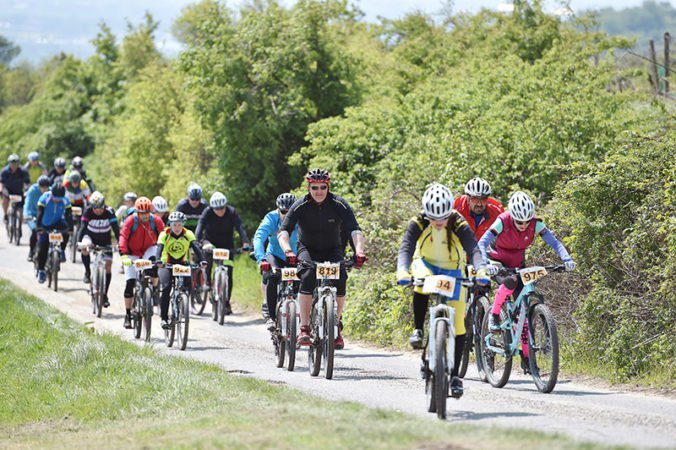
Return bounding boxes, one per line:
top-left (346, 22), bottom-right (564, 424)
top-left (263, 254), bottom-right (290, 320)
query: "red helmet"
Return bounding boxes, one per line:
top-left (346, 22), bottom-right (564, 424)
top-left (134, 196), bottom-right (153, 213)
top-left (306, 168), bottom-right (330, 184)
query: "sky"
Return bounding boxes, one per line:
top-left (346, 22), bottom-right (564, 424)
top-left (1, 0), bottom-right (674, 64)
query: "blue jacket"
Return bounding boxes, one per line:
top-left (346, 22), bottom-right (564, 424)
top-left (253, 210), bottom-right (298, 263)
top-left (37, 191), bottom-right (72, 228)
top-left (23, 183), bottom-right (43, 218)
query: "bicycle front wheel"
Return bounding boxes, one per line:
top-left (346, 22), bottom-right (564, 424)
top-left (308, 304), bottom-right (322, 377)
top-left (218, 271), bottom-right (229, 326)
top-left (177, 291), bottom-right (190, 350)
top-left (133, 291), bottom-right (142, 339)
top-left (12, 212), bottom-right (20, 246)
top-left (474, 296), bottom-right (490, 382)
top-left (275, 303), bottom-right (285, 368)
top-left (143, 286), bottom-right (153, 343)
top-left (286, 300), bottom-right (297, 372)
top-left (51, 250), bottom-right (59, 292)
top-left (70, 227), bottom-right (77, 263)
top-left (434, 319), bottom-right (449, 420)
top-left (322, 295), bottom-right (336, 380)
top-left (96, 265), bottom-right (106, 318)
top-left (480, 306), bottom-right (512, 388)
top-left (529, 303), bottom-right (559, 393)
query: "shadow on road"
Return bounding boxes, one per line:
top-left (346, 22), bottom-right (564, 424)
top-left (451, 410), bottom-right (538, 421)
top-left (337, 352), bottom-right (404, 359)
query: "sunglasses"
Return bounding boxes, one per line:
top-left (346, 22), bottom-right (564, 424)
top-left (310, 185), bottom-right (328, 191)
top-left (279, 209), bottom-right (289, 214)
top-left (213, 207), bottom-right (225, 211)
top-left (514, 219), bottom-right (529, 226)
top-left (93, 206), bottom-right (105, 210)
top-left (469, 195), bottom-right (489, 202)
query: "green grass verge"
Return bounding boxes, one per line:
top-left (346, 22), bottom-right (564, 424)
top-left (0, 280), bottom-right (621, 449)
top-left (231, 254), bottom-right (265, 311)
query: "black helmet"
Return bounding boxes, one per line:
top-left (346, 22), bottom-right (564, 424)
top-left (37, 175), bottom-right (51, 187)
top-left (54, 157), bottom-right (66, 169)
top-left (306, 168), bottom-right (330, 184)
top-left (51, 183), bottom-right (66, 198)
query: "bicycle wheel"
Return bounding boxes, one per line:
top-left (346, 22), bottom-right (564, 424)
top-left (133, 291), bottom-right (142, 339)
top-left (52, 250), bottom-right (59, 292)
top-left (286, 300), bottom-right (297, 372)
top-left (474, 296), bottom-right (490, 382)
top-left (434, 319), bottom-right (449, 420)
top-left (323, 295), bottom-right (336, 380)
top-left (480, 306), bottom-right (512, 388)
top-left (308, 303), bottom-right (322, 377)
top-left (143, 286), bottom-right (153, 343)
top-left (529, 303), bottom-right (559, 393)
top-left (167, 293), bottom-right (177, 347)
top-left (191, 269), bottom-right (208, 316)
top-left (70, 225), bottom-right (78, 263)
top-left (92, 265), bottom-right (101, 317)
top-left (275, 302), bottom-right (285, 368)
top-left (177, 291), bottom-right (190, 350)
top-left (211, 271), bottom-right (220, 321)
top-left (12, 211), bottom-right (20, 246)
top-left (458, 312), bottom-right (472, 379)
top-left (218, 272), bottom-right (229, 325)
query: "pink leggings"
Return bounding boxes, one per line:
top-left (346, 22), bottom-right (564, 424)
top-left (491, 284), bottom-right (529, 358)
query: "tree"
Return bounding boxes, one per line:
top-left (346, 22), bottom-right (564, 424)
top-left (0, 35), bottom-right (20, 67)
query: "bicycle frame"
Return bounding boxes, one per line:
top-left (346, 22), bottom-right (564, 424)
top-left (426, 297), bottom-right (455, 374)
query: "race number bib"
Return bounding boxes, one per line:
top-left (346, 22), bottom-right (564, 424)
top-left (9, 194), bottom-right (22, 203)
top-left (213, 248), bottom-right (230, 260)
top-left (316, 262), bottom-right (340, 280)
top-left (281, 267), bottom-right (300, 281)
top-left (519, 266), bottom-right (547, 285)
top-left (71, 206), bottom-right (82, 216)
top-left (172, 264), bottom-right (191, 277)
top-left (134, 259), bottom-right (152, 270)
top-left (422, 275), bottom-right (458, 299)
top-left (48, 233), bottom-right (63, 243)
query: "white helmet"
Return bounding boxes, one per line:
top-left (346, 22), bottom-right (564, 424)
top-left (123, 192), bottom-right (137, 202)
top-left (152, 196), bottom-right (168, 213)
top-left (508, 191), bottom-right (535, 222)
top-left (168, 211), bottom-right (186, 224)
top-left (465, 177), bottom-right (491, 197)
top-left (422, 183), bottom-right (454, 220)
top-left (210, 192), bottom-right (228, 209)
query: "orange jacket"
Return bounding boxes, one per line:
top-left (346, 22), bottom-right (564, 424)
top-left (453, 195), bottom-right (504, 240)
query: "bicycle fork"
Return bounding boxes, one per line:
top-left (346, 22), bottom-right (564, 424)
top-left (316, 287), bottom-right (338, 340)
top-left (427, 303), bottom-right (455, 374)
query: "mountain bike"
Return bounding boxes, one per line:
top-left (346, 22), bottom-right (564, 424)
top-left (264, 265), bottom-right (301, 371)
top-left (7, 194), bottom-right (22, 245)
top-left (69, 206), bottom-right (82, 263)
top-left (457, 265), bottom-right (490, 381)
top-left (80, 243), bottom-right (112, 318)
top-left (131, 258), bottom-right (154, 342)
top-left (45, 230), bottom-right (64, 292)
top-left (208, 248), bottom-right (240, 325)
top-left (190, 260), bottom-right (209, 316)
top-left (301, 258), bottom-right (353, 380)
top-left (413, 273), bottom-right (476, 420)
top-left (481, 265), bottom-right (565, 393)
top-left (164, 263), bottom-right (194, 350)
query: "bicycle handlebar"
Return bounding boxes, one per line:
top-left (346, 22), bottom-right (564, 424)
top-left (297, 258), bottom-right (355, 270)
top-left (495, 264), bottom-right (566, 276)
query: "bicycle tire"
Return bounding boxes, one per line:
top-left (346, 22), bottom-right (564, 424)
top-left (275, 302), bottom-right (285, 368)
top-left (308, 303), bottom-right (322, 377)
top-left (133, 289), bottom-right (142, 339)
top-left (218, 272), bottom-right (229, 325)
top-left (211, 271), bottom-right (220, 321)
top-left (434, 319), bottom-right (449, 420)
top-left (12, 211), bottom-right (20, 246)
top-left (286, 300), bottom-right (297, 372)
top-left (143, 286), bottom-right (153, 343)
top-left (474, 296), bottom-right (490, 382)
top-left (52, 250), bottom-right (59, 292)
top-left (529, 303), bottom-right (559, 393)
top-left (196, 268), bottom-right (209, 316)
top-left (70, 225), bottom-right (77, 263)
top-left (178, 291), bottom-right (190, 350)
top-left (95, 264), bottom-right (104, 318)
top-left (480, 305), bottom-right (512, 388)
top-left (323, 294), bottom-right (336, 380)
top-left (458, 313), bottom-right (472, 379)
top-left (168, 292), bottom-right (177, 347)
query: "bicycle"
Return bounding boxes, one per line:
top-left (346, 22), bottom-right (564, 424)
top-left (69, 206), bottom-right (83, 263)
top-left (264, 265), bottom-right (301, 371)
top-left (164, 263), bottom-right (194, 351)
top-left (190, 258), bottom-right (209, 316)
top-left (300, 258), bottom-right (353, 380)
top-left (208, 247), bottom-right (240, 325)
top-left (413, 273), bottom-right (476, 420)
top-left (481, 265), bottom-right (565, 393)
top-left (79, 243), bottom-right (112, 318)
top-left (6, 194), bottom-right (22, 245)
top-left (44, 230), bottom-right (63, 292)
top-left (457, 265), bottom-right (490, 382)
top-left (131, 258), bottom-right (154, 342)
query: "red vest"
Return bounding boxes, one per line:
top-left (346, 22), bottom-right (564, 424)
top-left (453, 195), bottom-right (504, 239)
top-left (489, 211), bottom-right (536, 268)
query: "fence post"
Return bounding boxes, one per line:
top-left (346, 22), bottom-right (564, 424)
top-left (665, 33), bottom-right (671, 95)
top-left (649, 40), bottom-right (660, 95)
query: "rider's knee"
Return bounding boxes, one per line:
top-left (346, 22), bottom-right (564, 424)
top-left (124, 279), bottom-right (135, 297)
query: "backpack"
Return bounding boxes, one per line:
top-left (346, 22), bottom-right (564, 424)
top-left (131, 214), bottom-right (158, 236)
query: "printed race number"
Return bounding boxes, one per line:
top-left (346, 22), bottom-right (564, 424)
top-left (422, 275), bottom-right (458, 299)
top-left (213, 248), bottom-right (230, 260)
top-left (134, 259), bottom-right (152, 270)
top-left (518, 266), bottom-right (547, 285)
top-left (172, 264), bottom-right (191, 277)
top-left (48, 233), bottom-right (63, 243)
top-left (466, 265), bottom-right (478, 277)
top-left (316, 263), bottom-right (340, 280)
top-left (71, 206), bottom-right (82, 216)
top-left (281, 267), bottom-right (300, 281)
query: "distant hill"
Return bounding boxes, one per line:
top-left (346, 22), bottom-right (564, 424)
top-left (590, 0), bottom-right (676, 47)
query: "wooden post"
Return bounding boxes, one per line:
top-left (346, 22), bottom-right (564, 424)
top-left (649, 40), bottom-right (660, 95)
top-left (665, 33), bottom-right (671, 94)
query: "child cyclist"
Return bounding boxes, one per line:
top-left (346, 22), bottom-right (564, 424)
top-left (155, 211), bottom-right (207, 330)
top-left (478, 191), bottom-right (576, 373)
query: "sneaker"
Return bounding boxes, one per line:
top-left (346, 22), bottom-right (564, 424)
top-left (3, 216), bottom-right (7, 224)
top-left (334, 331), bottom-right (345, 350)
top-left (265, 318), bottom-right (276, 332)
top-left (521, 355), bottom-right (531, 375)
top-left (224, 301), bottom-right (232, 316)
top-left (297, 325), bottom-right (312, 346)
top-left (450, 376), bottom-right (464, 399)
top-left (161, 319), bottom-right (171, 330)
top-left (409, 329), bottom-right (423, 349)
top-left (83, 272), bottom-right (91, 284)
top-left (27, 252), bottom-right (34, 262)
top-left (488, 314), bottom-right (502, 335)
top-left (102, 295), bottom-right (110, 308)
top-left (123, 314), bottom-right (132, 329)
top-left (60, 250), bottom-right (66, 263)
top-left (261, 302), bottom-right (270, 320)
top-left (37, 270), bottom-right (46, 284)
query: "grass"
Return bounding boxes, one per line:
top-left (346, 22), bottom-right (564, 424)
top-left (231, 254), bottom-right (265, 311)
top-left (0, 280), bottom-right (621, 449)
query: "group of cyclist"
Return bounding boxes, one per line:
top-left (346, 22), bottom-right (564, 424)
top-left (4, 152), bottom-right (577, 397)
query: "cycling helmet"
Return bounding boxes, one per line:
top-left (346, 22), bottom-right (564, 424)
top-left (508, 191), bottom-right (535, 222)
top-left (168, 211), bottom-right (187, 224)
top-left (37, 175), bottom-right (51, 187)
top-left (72, 156), bottom-right (83, 169)
top-left (276, 193), bottom-right (296, 211)
top-left (28, 151), bottom-right (40, 162)
top-left (54, 157), bottom-right (66, 169)
top-left (152, 195), bottom-right (168, 213)
top-left (90, 191), bottom-right (105, 207)
top-left (7, 153), bottom-right (19, 164)
top-left (306, 168), bottom-right (330, 184)
top-left (422, 182), bottom-right (454, 220)
top-left (123, 192), bottom-right (137, 202)
top-left (51, 183), bottom-right (66, 198)
top-left (68, 170), bottom-right (81, 185)
top-left (465, 177), bottom-right (492, 197)
top-left (134, 196), bottom-right (153, 213)
top-left (210, 192), bottom-right (227, 209)
top-left (187, 182), bottom-right (203, 200)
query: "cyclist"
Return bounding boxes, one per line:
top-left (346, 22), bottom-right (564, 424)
top-left (396, 182), bottom-right (489, 398)
top-left (194, 191), bottom-right (250, 315)
top-left (23, 151), bottom-right (48, 184)
top-left (116, 192), bottom-right (137, 222)
top-left (1, 154), bottom-right (30, 226)
top-left (152, 195), bottom-right (169, 223)
top-left (176, 183), bottom-right (208, 232)
top-left (453, 177), bottom-right (504, 239)
top-left (63, 171), bottom-right (91, 209)
top-left (119, 196), bottom-right (165, 329)
top-left (78, 191), bottom-right (120, 306)
top-left (24, 175), bottom-right (51, 262)
top-left (478, 191), bottom-right (576, 373)
top-left (253, 193), bottom-right (299, 330)
top-left (66, 156), bottom-right (95, 191)
top-left (278, 169), bottom-right (366, 350)
top-left (155, 211), bottom-right (207, 329)
top-left (48, 157), bottom-right (67, 186)
top-left (35, 183), bottom-right (73, 283)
